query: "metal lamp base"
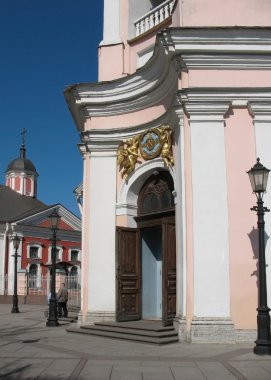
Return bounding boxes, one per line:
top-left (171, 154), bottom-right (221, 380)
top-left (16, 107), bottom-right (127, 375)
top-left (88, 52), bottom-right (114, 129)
top-left (254, 343), bottom-right (271, 355)
top-left (11, 295), bottom-right (19, 313)
top-left (46, 319), bottom-right (59, 327)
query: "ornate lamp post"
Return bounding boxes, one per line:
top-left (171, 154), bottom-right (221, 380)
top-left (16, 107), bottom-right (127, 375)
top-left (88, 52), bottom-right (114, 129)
top-left (247, 158), bottom-right (271, 355)
top-left (11, 234), bottom-right (20, 313)
top-left (46, 209), bottom-right (61, 327)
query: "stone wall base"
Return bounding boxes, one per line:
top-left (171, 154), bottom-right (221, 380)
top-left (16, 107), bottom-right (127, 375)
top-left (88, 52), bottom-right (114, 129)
top-left (173, 316), bottom-right (188, 342)
top-left (235, 329), bottom-right (256, 342)
top-left (174, 317), bottom-right (258, 343)
top-left (78, 311), bottom-right (116, 325)
top-left (190, 317), bottom-right (235, 343)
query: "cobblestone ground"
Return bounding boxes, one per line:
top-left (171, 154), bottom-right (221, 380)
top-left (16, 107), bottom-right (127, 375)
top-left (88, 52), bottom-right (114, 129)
top-left (0, 304), bottom-right (271, 380)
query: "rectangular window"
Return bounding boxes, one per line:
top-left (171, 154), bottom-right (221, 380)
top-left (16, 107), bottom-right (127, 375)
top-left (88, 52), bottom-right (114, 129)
top-left (55, 249), bottom-right (60, 261)
top-left (71, 250), bottom-right (78, 261)
top-left (29, 246), bottom-right (39, 258)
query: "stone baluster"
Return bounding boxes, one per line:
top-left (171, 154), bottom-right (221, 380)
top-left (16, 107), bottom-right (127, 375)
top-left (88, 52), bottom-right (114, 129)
top-left (164, 4), bottom-right (169, 18)
top-left (160, 7), bottom-right (164, 22)
top-left (145, 16), bottom-right (150, 32)
top-left (135, 23), bottom-right (140, 36)
top-left (154, 10), bottom-right (159, 25)
top-left (149, 13), bottom-right (154, 28)
top-left (140, 19), bottom-right (145, 34)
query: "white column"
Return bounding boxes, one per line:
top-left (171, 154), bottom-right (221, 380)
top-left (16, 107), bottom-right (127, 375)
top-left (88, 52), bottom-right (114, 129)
top-left (100, 0), bottom-right (122, 46)
top-left (171, 105), bottom-right (188, 341)
top-left (185, 101), bottom-right (231, 318)
top-left (85, 141), bottom-right (119, 323)
top-left (250, 101), bottom-right (271, 308)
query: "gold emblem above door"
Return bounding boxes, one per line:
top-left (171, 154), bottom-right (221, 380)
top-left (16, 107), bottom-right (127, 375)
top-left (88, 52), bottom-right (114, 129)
top-left (117, 125), bottom-right (174, 180)
top-left (139, 128), bottom-right (163, 160)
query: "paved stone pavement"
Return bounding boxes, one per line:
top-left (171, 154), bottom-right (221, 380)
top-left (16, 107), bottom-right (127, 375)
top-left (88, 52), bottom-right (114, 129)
top-left (0, 304), bottom-right (271, 380)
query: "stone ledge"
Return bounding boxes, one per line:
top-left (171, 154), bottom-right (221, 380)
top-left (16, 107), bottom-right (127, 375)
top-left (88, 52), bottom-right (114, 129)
top-left (78, 311), bottom-right (116, 325)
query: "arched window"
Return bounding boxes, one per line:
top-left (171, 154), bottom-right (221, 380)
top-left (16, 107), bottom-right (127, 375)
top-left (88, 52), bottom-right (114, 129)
top-left (138, 171), bottom-right (174, 216)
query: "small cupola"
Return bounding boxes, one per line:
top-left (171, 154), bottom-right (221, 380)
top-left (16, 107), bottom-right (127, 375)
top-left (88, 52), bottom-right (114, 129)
top-left (5, 129), bottom-right (38, 197)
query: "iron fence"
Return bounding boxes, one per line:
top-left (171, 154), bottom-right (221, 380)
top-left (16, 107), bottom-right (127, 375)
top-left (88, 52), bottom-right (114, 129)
top-left (0, 274), bottom-right (81, 307)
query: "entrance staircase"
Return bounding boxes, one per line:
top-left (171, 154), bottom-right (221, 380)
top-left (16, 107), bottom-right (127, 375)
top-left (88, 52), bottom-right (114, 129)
top-left (66, 320), bottom-right (179, 345)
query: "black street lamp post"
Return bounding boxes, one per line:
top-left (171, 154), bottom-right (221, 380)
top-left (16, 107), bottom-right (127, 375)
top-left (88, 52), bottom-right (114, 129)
top-left (247, 158), bottom-right (271, 355)
top-left (46, 209), bottom-right (61, 327)
top-left (11, 234), bottom-right (20, 313)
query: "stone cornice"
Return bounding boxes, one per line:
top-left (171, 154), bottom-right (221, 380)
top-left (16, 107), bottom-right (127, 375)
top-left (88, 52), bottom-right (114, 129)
top-left (179, 88), bottom-right (271, 121)
top-left (248, 101), bottom-right (271, 122)
top-left (179, 87), bottom-right (271, 102)
top-left (64, 27), bottom-right (271, 131)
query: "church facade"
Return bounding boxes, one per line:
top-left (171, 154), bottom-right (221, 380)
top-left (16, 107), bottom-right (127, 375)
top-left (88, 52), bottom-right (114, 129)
top-left (64, 0), bottom-right (271, 342)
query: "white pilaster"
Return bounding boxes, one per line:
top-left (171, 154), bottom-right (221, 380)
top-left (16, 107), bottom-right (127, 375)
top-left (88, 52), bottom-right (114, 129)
top-left (100, 0), bottom-right (122, 46)
top-left (184, 99), bottom-right (231, 318)
top-left (172, 105), bottom-right (186, 320)
top-left (85, 140), bottom-right (119, 322)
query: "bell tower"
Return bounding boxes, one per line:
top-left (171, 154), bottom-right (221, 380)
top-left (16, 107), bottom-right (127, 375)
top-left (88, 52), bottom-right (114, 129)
top-left (5, 129), bottom-right (38, 197)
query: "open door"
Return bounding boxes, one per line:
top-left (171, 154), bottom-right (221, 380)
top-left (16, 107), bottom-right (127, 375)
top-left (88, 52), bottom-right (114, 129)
top-left (162, 218), bottom-right (176, 326)
top-left (116, 227), bottom-right (141, 321)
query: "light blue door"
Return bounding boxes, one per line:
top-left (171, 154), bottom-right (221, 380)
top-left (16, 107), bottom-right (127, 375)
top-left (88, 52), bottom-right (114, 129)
top-left (142, 227), bottom-right (162, 319)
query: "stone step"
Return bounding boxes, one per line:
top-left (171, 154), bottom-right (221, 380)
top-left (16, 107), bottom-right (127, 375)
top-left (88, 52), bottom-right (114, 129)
top-left (81, 325), bottom-right (176, 338)
top-left (94, 321), bottom-right (175, 332)
top-left (66, 321), bottom-right (179, 345)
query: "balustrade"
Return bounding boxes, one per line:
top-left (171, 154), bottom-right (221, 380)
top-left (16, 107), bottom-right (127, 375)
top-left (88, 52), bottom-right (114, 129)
top-left (135, 0), bottom-right (175, 37)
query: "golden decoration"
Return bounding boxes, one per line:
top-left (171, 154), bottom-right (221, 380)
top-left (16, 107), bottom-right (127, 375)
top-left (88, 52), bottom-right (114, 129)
top-left (117, 136), bottom-right (141, 179)
top-left (160, 125), bottom-right (174, 168)
top-left (117, 125), bottom-right (174, 179)
top-left (139, 128), bottom-right (162, 160)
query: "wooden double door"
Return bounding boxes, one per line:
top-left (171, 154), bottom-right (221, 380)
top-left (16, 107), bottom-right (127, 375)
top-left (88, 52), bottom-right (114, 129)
top-left (116, 217), bottom-right (176, 325)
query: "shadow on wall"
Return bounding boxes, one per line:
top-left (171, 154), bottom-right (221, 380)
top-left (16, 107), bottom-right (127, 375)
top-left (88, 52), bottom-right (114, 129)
top-left (248, 226), bottom-right (270, 287)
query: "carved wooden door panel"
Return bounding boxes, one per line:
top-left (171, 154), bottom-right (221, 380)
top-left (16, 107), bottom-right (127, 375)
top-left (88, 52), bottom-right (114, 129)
top-left (162, 218), bottom-right (176, 326)
top-left (116, 227), bottom-right (141, 321)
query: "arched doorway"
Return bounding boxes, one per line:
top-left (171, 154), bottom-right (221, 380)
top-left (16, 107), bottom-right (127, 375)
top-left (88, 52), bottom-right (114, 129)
top-left (116, 171), bottom-right (176, 325)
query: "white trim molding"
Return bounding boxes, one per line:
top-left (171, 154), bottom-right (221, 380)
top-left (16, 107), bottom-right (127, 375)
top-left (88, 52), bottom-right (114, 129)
top-left (64, 27), bottom-right (271, 130)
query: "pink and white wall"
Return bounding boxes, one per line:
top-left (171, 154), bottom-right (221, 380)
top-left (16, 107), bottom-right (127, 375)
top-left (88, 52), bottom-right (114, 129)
top-left (65, 0), bottom-right (271, 342)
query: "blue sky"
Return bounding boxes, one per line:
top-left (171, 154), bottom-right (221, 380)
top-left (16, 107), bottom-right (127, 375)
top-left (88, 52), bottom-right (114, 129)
top-left (0, 0), bottom-right (103, 217)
